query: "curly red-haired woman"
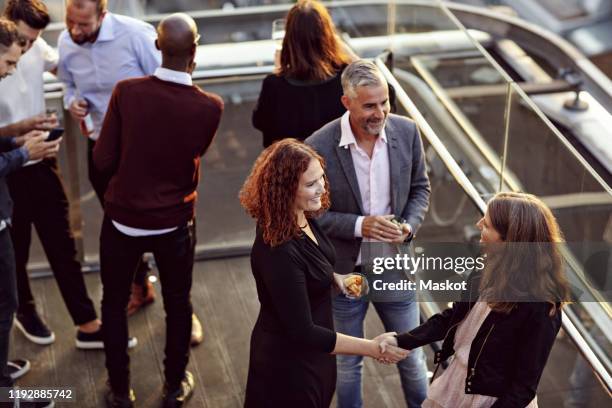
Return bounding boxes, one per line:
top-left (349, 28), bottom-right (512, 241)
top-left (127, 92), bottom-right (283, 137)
top-left (240, 139), bottom-right (406, 407)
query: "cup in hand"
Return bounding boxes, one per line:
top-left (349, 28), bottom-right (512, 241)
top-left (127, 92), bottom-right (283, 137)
top-left (344, 273), bottom-right (369, 300)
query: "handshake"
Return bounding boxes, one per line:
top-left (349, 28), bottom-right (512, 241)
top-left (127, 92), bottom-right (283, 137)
top-left (370, 332), bottom-right (409, 364)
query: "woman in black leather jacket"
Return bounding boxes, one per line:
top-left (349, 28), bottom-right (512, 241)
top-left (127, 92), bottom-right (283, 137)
top-left (387, 192), bottom-right (570, 408)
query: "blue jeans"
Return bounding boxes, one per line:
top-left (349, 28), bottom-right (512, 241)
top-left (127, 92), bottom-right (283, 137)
top-left (0, 229), bottom-right (18, 387)
top-left (333, 294), bottom-right (428, 408)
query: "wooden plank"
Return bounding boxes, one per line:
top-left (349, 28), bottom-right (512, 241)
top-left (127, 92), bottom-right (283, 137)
top-left (222, 256), bottom-right (260, 396)
top-left (10, 278), bottom-right (57, 386)
top-left (363, 305), bottom-right (406, 408)
top-left (12, 256), bottom-right (610, 407)
top-left (38, 272), bottom-right (99, 408)
top-left (127, 270), bottom-right (166, 408)
top-left (189, 259), bottom-right (243, 408)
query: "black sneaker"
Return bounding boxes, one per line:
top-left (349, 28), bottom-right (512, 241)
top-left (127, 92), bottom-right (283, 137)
top-left (76, 327), bottom-right (138, 350)
top-left (162, 371), bottom-right (194, 408)
top-left (15, 311), bottom-right (55, 345)
top-left (7, 359), bottom-right (30, 380)
top-left (104, 388), bottom-right (135, 408)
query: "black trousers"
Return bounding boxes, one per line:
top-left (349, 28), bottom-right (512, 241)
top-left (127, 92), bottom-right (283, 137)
top-left (88, 139), bottom-right (150, 286)
top-left (7, 160), bottom-right (97, 325)
top-left (100, 216), bottom-right (195, 393)
top-left (0, 228), bottom-right (17, 387)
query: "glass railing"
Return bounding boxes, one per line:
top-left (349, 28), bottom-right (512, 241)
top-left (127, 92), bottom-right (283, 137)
top-left (376, 0), bottom-right (611, 392)
top-left (376, 56), bottom-right (612, 401)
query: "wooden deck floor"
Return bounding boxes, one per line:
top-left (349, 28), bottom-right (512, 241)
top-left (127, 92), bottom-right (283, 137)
top-left (10, 257), bottom-right (608, 407)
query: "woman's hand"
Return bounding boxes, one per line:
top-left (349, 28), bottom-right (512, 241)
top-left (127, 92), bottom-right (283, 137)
top-left (370, 332), bottom-right (409, 363)
top-left (372, 332), bottom-right (409, 364)
top-left (333, 273), bottom-right (349, 296)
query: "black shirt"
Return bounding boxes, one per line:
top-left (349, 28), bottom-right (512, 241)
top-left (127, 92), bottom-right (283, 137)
top-left (245, 219), bottom-right (338, 407)
top-left (252, 71), bottom-right (346, 148)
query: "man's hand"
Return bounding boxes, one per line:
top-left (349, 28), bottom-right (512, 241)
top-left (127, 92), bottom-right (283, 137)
top-left (390, 223), bottom-right (412, 244)
top-left (13, 130), bottom-right (35, 147)
top-left (23, 132), bottom-right (62, 161)
top-left (69, 99), bottom-right (88, 121)
top-left (15, 114), bottom-right (58, 135)
top-left (362, 215), bottom-right (402, 242)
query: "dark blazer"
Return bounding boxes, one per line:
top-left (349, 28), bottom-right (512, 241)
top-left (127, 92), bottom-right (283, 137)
top-left (0, 138), bottom-right (27, 221)
top-left (305, 114), bottom-right (430, 275)
top-left (397, 271), bottom-right (562, 408)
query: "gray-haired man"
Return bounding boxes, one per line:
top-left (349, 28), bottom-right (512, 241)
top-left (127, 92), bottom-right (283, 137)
top-left (306, 60), bottom-right (430, 408)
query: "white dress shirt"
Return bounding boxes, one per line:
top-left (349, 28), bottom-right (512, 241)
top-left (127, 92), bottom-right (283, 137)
top-left (57, 12), bottom-right (161, 140)
top-left (0, 37), bottom-right (58, 166)
top-left (339, 111), bottom-right (392, 265)
top-left (110, 67), bottom-right (192, 237)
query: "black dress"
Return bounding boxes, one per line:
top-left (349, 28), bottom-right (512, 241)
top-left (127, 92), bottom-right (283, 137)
top-left (252, 71), bottom-right (346, 148)
top-left (244, 220), bottom-right (337, 408)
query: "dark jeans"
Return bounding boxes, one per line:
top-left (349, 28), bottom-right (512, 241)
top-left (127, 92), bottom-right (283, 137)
top-left (100, 216), bottom-right (195, 393)
top-left (7, 160), bottom-right (97, 325)
top-left (0, 229), bottom-right (17, 387)
top-left (88, 139), bottom-right (151, 286)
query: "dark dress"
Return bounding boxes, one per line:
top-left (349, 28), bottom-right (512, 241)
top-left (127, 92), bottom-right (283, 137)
top-left (244, 220), bottom-right (337, 408)
top-left (252, 71), bottom-right (346, 148)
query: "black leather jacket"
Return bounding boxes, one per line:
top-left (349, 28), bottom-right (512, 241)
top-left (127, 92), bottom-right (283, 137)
top-left (397, 271), bottom-right (562, 408)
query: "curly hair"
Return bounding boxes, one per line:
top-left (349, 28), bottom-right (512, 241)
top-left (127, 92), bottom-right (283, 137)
top-left (240, 139), bottom-right (330, 247)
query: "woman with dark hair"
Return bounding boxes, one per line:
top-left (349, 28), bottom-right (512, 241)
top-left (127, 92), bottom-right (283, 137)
top-left (252, 0), bottom-right (353, 148)
top-left (382, 192), bottom-right (571, 408)
top-left (240, 139), bottom-right (407, 407)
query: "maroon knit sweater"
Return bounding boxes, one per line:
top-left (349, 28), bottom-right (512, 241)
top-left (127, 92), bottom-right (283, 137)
top-left (93, 75), bottom-right (224, 229)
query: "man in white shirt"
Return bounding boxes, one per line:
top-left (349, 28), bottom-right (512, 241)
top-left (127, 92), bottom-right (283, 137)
top-left (306, 60), bottom-right (431, 408)
top-left (57, 0), bottom-right (160, 320)
top-left (0, 0), bottom-right (108, 351)
top-left (0, 16), bottom-right (61, 408)
top-left (57, 0), bottom-right (203, 345)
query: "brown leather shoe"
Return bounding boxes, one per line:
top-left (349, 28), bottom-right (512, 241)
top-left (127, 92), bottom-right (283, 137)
top-left (127, 280), bottom-right (155, 316)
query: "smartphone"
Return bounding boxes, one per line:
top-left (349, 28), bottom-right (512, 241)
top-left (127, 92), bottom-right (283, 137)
top-left (46, 127), bottom-right (64, 141)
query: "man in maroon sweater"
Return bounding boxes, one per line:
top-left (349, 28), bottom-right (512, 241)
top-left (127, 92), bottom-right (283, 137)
top-left (93, 13), bottom-right (223, 408)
